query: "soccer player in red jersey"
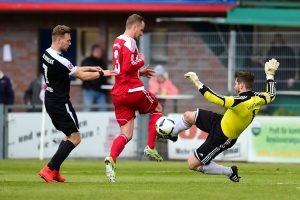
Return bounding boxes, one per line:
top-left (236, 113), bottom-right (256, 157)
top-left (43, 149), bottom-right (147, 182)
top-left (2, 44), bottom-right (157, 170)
top-left (104, 14), bottom-right (163, 183)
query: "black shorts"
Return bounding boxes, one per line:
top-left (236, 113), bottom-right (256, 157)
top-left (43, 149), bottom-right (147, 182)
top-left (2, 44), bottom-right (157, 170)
top-left (45, 99), bottom-right (79, 136)
top-left (194, 108), bottom-right (237, 165)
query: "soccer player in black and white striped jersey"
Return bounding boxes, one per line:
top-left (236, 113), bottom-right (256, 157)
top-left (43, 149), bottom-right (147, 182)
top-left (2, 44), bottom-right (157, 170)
top-left (164, 59), bottom-right (279, 182)
top-left (39, 25), bottom-right (117, 183)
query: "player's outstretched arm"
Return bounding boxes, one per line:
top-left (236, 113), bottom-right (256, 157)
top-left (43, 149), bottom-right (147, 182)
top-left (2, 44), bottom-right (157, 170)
top-left (184, 71), bottom-right (235, 108)
top-left (79, 66), bottom-right (103, 72)
top-left (102, 70), bottom-right (119, 77)
top-left (73, 67), bottom-right (118, 80)
top-left (184, 72), bottom-right (203, 89)
top-left (261, 58), bottom-right (279, 104)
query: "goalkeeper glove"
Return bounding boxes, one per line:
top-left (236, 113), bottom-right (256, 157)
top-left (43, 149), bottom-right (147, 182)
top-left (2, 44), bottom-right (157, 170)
top-left (265, 58), bottom-right (280, 80)
top-left (184, 72), bottom-right (203, 89)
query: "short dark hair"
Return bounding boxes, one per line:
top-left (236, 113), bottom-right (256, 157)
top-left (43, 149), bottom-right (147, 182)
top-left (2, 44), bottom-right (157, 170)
top-left (235, 71), bottom-right (255, 90)
top-left (52, 25), bottom-right (71, 41)
top-left (126, 14), bottom-right (144, 29)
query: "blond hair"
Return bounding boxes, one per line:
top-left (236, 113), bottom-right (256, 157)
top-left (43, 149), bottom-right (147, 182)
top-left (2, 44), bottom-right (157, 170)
top-left (126, 14), bottom-right (144, 29)
top-left (52, 25), bottom-right (71, 41)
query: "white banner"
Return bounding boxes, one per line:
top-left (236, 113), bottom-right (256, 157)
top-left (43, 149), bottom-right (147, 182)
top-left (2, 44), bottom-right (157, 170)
top-left (167, 113), bottom-right (249, 161)
top-left (8, 112), bottom-right (137, 159)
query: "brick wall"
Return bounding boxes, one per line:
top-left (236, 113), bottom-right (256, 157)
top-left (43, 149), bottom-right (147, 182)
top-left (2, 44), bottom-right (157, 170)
top-left (0, 13), bottom-right (110, 106)
top-left (0, 13), bottom-right (228, 115)
top-left (163, 23), bottom-right (228, 114)
top-left (0, 25), bottom-right (38, 104)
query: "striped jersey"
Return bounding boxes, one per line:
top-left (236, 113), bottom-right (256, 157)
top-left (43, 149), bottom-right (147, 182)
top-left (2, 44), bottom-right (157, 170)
top-left (41, 48), bottom-right (77, 102)
top-left (199, 80), bottom-right (276, 139)
top-left (112, 34), bottom-right (145, 96)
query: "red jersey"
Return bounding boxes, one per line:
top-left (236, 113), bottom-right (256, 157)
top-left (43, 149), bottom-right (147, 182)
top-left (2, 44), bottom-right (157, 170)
top-left (112, 34), bottom-right (145, 96)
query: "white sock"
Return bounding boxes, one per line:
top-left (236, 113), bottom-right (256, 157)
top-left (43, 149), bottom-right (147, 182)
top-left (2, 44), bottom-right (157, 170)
top-left (198, 161), bottom-right (232, 176)
top-left (171, 116), bottom-right (191, 136)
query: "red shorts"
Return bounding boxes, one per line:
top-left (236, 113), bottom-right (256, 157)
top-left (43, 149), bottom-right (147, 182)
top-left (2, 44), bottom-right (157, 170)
top-left (113, 90), bottom-right (158, 126)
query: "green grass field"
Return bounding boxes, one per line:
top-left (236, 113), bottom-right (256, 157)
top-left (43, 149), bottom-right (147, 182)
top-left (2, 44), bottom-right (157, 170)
top-left (0, 160), bottom-right (299, 200)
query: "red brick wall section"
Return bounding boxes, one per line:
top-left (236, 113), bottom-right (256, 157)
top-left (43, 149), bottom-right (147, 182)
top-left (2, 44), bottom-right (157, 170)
top-left (0, 13), bottom-right (109, 106)
top-left (0, 14), bottom-right (229, 115)
top-left (164, 23), bottom-right (228, 114)
top-left (0, 26), bottom-right (38, 104)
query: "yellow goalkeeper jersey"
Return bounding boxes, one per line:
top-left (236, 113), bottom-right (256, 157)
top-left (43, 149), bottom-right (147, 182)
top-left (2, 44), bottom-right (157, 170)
top-left (199, 80), bottom-right (276, 139)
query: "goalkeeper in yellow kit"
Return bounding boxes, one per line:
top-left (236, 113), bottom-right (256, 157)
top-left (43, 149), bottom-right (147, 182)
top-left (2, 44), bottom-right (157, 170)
top-left (165, 59), bottom-right (279, 182)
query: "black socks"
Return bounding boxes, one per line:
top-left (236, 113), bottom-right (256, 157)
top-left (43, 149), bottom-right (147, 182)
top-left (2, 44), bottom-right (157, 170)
top-left (48, 140), bottom-right (75, 170)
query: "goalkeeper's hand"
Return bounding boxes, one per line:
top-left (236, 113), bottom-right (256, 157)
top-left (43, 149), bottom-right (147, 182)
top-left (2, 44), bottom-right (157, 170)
top-left (265, 58), bottom-right (280, 80)
top-left (184, 72), bottom-right (204, 89)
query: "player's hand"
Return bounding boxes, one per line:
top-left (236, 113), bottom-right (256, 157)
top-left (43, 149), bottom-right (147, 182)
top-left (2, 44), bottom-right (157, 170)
top-left (87, 66), bottom-right (103, 72)
top-left (103, 70), bottom-right (119, 77)
top-left (138, 53), bottom-right (145, 61)
top-left (95, 66), bottom-right (103, 71)
top-left (264, 58), bottom-right (279, 80)
top-left (184, 72), bottom-right (203, 89)
top-left (139, 65), bottom-right (155, 78)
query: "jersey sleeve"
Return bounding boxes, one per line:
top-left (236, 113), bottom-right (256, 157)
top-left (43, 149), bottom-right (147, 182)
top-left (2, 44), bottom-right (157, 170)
top-left (113, 37), bottom-right (144, 75)
top-left (199, 85), bottom-right (235, 108)
top-left (123, 47), bottom-right (144, 73)
top-left (62, 58), bottom-right (77, 75)
top-left (122, 38), bottom-right (144, 73)
top-left (55, 55), bottom-right (77, 75)
top-left (256, 80), bottom-right (276, 105)
top-left (112, 43), bottom-right (121, 73)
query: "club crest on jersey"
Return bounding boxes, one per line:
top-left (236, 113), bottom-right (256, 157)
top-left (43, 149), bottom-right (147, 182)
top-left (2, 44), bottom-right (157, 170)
top-left (67, 64), bottom-right (74, 70)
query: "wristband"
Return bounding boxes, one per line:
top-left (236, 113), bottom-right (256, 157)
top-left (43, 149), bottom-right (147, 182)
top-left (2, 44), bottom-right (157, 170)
top-left (266, 74), bottom-right (274, 80)
top-left (99, 70), bottom-right (104, 78)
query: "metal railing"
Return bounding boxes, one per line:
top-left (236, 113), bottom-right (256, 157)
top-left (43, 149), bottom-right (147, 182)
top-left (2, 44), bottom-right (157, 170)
top-left (143, 31), bottom-right (300, 115)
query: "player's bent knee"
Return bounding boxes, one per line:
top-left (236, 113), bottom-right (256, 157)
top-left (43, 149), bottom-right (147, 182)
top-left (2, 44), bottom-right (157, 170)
top-left (187, 154), bottom-right (201, 171)
top-left (72, 138), bottom-right (81, 146)
top-left (183, 111), bottom-right (196, 125)
top-left (187, 158), bottom-right (196, 170)
top-left (76, 138), bottom-right (81, 145)
top-left (69, 132), bottom-right (81, 146)
top-left (187, 159), bottom-right (196, 171)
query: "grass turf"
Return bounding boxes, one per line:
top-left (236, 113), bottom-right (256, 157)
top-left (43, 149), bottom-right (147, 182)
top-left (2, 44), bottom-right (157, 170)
top-left (0, 160), bottom-right (299, 200)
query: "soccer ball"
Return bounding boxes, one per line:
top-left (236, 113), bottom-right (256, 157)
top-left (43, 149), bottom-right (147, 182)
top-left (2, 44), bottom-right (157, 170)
top-left (155, 116), bottom-right (175, 136)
